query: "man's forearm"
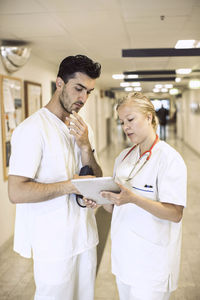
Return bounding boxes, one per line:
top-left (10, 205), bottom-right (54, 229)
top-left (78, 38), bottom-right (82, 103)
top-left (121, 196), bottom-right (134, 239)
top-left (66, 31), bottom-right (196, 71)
top-left (80, 147), bottom-right (102, 177)
top-left (8, 175), bottom-right (78, 204)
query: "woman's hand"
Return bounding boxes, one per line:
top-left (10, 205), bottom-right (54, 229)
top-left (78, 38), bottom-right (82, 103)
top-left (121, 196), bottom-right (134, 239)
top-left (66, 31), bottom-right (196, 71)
top-left (101, 183), bottom-right (135, 206)
top-left (102, 183), bottom-right (184, 222)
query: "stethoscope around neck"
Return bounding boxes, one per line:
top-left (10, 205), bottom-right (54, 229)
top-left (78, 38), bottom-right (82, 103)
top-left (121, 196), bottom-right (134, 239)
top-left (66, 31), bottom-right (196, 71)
top-left (118, 134), bottom-right (159, 182)
top-left (122, 134), bottom-right (159, 162)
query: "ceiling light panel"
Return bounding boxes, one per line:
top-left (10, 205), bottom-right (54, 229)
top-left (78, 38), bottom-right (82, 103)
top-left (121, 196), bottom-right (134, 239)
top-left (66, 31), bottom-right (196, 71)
top-left (175, 40), bottom-right (196, 48)
top-left (112, 74), bottom-right (125, 79)
top-left (176, 68), bottom-right (191, 74)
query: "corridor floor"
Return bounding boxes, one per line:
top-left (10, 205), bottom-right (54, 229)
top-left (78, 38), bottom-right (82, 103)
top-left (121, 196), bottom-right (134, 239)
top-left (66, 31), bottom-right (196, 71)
top-left (0, 126), bottom-right (200, 300)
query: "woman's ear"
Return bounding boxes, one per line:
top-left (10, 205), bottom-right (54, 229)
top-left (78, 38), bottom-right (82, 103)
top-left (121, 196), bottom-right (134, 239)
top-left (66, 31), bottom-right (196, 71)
top-left (147, 112), bottom-right (153, 123)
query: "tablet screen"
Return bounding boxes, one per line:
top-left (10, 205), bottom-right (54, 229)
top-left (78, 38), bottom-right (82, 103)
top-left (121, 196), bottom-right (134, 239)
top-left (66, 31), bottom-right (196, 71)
top-left (71, 177), bottom-right (120, 205)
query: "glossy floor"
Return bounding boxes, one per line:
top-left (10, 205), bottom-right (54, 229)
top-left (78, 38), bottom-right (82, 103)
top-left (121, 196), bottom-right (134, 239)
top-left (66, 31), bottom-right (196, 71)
top-left (0, 124), bottom-right (200, 300)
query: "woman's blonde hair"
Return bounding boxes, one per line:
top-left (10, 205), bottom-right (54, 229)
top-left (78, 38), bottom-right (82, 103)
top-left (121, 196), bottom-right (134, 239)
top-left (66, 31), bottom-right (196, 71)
top-left (117, 92), bottom-right (158, 131)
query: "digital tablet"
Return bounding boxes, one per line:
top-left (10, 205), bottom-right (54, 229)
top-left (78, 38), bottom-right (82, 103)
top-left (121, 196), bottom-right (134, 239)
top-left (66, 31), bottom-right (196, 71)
top-left (71, 176), bottom-right (121, 205)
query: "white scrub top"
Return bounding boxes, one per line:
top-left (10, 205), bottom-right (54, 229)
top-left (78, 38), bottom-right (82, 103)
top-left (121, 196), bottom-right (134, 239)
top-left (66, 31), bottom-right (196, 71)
top-left (111, 141), bottom-right (187, 292)
top-left (9, 108), bottom-right (98, 260)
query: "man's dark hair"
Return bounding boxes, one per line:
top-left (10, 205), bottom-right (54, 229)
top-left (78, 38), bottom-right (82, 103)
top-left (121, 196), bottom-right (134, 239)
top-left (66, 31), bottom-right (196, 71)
top-left (57, 54), bottom-right (101, 83)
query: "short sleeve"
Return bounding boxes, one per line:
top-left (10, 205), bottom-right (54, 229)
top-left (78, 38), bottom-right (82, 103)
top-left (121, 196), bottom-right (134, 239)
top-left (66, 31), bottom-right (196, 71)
top-left (157, 153), bottom-right (187, 207)
top-left (9, 122), bottom-right (43, 179)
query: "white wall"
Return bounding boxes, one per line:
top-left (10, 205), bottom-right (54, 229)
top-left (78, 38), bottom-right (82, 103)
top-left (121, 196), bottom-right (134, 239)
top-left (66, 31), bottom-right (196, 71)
top-left (176, 89), bottom-right (200, 155)
top-left (0, 54), bottom-right (57, 248)
top-left (0, 54), bottom-right (113, 248)
top-left (80, 93), bottom-right (113, 153)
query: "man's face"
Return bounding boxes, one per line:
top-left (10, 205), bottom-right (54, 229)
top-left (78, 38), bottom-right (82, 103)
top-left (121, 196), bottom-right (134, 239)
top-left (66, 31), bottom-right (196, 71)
top-left (59, 72), bottom-right (95, 114)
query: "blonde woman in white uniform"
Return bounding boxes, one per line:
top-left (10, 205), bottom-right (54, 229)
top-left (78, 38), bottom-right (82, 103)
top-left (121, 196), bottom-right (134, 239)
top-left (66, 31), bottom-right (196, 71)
top-left (86, 92), bottom-right (187, 300)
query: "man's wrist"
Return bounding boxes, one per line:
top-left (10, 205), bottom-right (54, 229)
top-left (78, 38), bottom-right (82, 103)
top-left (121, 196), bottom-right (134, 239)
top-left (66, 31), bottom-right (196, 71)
top-left (80, 144), bottom-right (92, 153)
top-left (66, 179), bottom-right (79, 194)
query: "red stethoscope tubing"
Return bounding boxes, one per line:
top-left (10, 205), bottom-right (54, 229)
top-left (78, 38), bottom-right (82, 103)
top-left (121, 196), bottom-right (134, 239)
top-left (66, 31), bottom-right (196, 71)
top-left (122, 134), bottom-right (159, 161)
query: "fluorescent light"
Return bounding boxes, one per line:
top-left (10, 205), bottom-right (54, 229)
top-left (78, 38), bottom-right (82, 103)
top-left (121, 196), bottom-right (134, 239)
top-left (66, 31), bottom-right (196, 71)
top-left (161, 88), bottom-right (168, 93)
top-left (169, 88), bottom-right (179, 95)
top-left (120, 82), bottom-right (130, 87)
top-left (165, 84), bottom-right (173, 89)
top-left (175, 40), bottom-right (195, 49)
top-left (131, 82), bottom-right (140, 87)
top-left (127, 74), bottom-right (138, 79)
top-left (125, 87), bottom-right (133, 92)
top-left (189, 79), bottom-right (200, 89)
top-left (155, 84), bottom-right (163, 89)
top-left (153, 88), bottom-right (160, 93)
top-left (134, 87), bottom-right (142, 92)
top-left (175, 39), bottom-right (200, 49)
top-left (176, 68), bottom-right (191, 75)
top-left (112, 74), bottom-right (125, 79)
top-left (175, 77), bottom-right (181, 82)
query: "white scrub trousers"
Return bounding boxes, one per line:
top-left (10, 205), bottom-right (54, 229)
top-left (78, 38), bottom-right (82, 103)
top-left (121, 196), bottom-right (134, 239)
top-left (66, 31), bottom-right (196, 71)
top-left (33, 247), bottom-right (96, 300)
top-left (116, 277), bottom-right (171, 300)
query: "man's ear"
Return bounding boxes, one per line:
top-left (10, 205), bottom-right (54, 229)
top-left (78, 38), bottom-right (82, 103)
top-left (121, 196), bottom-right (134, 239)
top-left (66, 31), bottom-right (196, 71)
top-left (56, 77), bottom-right (63, 89)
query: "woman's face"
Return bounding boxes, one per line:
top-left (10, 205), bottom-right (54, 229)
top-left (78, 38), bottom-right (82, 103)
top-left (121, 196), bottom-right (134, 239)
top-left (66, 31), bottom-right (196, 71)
top-left (118, 102), bottom-right (152, 144)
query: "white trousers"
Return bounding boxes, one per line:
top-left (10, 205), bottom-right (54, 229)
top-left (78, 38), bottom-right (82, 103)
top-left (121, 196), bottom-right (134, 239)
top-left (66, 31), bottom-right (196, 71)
top-left (116, 277), bottom-right (171, 300)
top-left (33, 247), bottom-right (97, 300)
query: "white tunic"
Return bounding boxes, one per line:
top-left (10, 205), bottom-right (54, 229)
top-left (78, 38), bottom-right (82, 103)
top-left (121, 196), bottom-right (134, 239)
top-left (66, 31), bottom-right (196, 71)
top-left (111, 141), bottom-right (187, 292)
top-left (9, 108), bottom-right (98, 260)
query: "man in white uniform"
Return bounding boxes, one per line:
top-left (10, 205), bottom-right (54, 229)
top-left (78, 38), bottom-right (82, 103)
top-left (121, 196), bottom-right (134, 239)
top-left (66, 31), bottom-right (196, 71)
top-left (8, 55), bottom-right (102, 300)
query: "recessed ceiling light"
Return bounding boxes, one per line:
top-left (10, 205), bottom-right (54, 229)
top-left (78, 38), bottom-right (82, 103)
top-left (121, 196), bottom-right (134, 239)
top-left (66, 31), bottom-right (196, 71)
top-left (134, 87), bottom-right (142, 91)
top-left (161, 88), bottom-right (168, 93)
top-left (175, 77), bottom-right (181, 82)
top-left (175, 39), bottom-right (200, 49)
top-left (176, 68), bottom-right (191, 75)
top-left (196, 42), bottom-right (200, 48)
top-left (131, 82), bottom-right (140, 87)
top-left (112, 74), bottom-right (125, 79)
top-left (169, 88), bottom-right (179, 95)
top-left (127, 74), bottom-right (138, 79)
top-left (120, 82), bottom-right (130, 87)
top-left (155, 84), bottom-right (163, 88)
top-left (189, 79), bottom-right (200, 89)
top-left (153, 88), bottom-right (160, 93)
top-left (165, 84), bottom-right (173, 89)
top-left (175, 40), bottom-right (195, 48)
top-left (125, 87), bottom-right (133, 92)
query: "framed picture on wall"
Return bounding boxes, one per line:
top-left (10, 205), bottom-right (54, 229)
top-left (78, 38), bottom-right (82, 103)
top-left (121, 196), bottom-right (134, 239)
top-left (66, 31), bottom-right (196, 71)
top-left (51, 81), bottom-right (56, 96)
top-left (0, 75), bottom-right (24, 180)
top-left (24, 81), bottom-right (42, 117)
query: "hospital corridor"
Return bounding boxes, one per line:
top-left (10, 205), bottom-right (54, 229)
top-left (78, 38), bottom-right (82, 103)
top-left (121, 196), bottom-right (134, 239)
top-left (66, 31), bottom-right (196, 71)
top-left (0, 122), bottom-right (200, 300)
top-left (1, 0), bottom-right (200, 299)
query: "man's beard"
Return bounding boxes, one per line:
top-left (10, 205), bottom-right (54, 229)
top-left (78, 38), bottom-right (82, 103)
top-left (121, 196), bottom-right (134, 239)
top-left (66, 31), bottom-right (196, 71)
top-left (59, 97), bottom-right (71, 114)
top-left (59, 89), bottom-right (83, 114)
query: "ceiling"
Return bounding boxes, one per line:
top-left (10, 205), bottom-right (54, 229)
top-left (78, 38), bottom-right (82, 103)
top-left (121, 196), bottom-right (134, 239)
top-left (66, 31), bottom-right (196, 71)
top-left (0, 0), bottom-right (200, 96)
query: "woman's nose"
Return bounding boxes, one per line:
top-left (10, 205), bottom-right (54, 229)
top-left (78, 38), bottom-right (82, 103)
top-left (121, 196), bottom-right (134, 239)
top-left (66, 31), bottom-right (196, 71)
top-left (123, 123), bottom-right (129, 131)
